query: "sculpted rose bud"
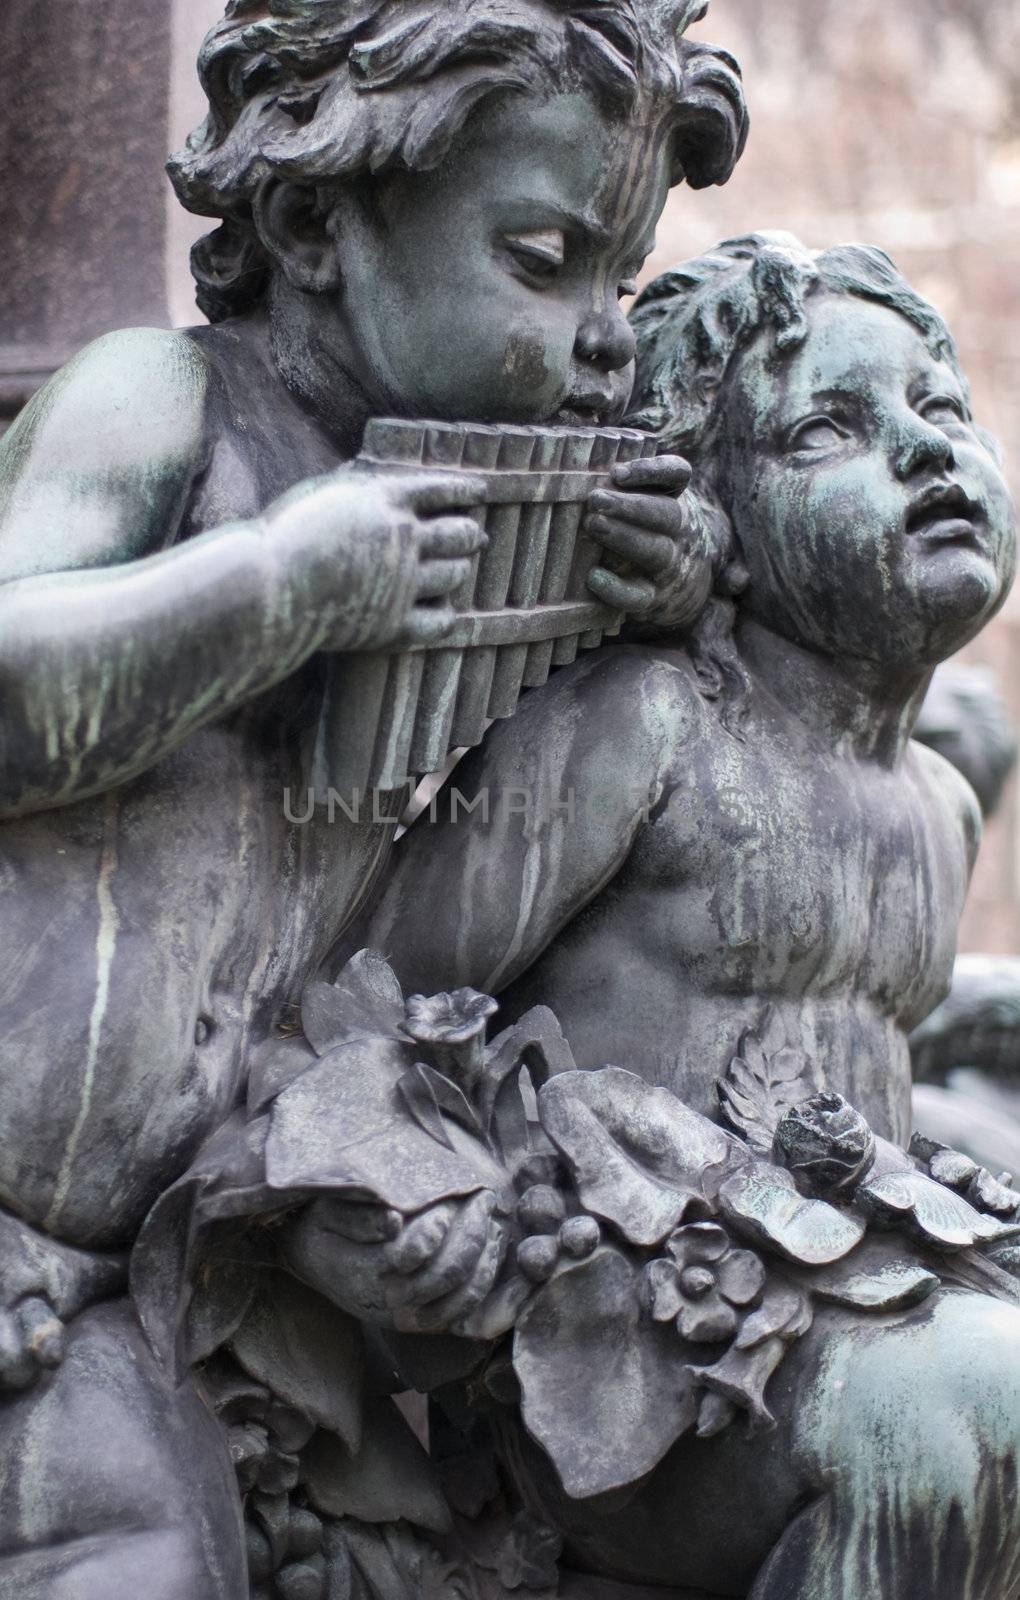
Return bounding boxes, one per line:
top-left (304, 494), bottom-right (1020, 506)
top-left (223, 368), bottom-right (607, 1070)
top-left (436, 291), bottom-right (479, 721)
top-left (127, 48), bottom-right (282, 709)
top-left (772, 1092), bottom-right (876, 1197)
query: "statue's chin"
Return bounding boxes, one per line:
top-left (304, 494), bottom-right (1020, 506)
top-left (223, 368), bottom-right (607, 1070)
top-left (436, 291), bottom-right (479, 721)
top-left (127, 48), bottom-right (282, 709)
top-left (917, 548), bottom-right (1007, 660)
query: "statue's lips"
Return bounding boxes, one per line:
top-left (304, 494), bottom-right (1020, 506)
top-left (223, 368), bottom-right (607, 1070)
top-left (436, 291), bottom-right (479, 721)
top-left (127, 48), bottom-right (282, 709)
top-left (554, 393), bottom-right (614, 426)
top-left (906, 483), bottom-right (984, 548)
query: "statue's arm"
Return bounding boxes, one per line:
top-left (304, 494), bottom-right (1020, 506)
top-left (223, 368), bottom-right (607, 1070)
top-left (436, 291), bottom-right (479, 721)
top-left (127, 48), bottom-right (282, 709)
top-left (0, 329), bottom-right (289, 814)
top-left (0, 330), bottom-right (478, 818)
top-left (347, 651), bottom-right (682, 994)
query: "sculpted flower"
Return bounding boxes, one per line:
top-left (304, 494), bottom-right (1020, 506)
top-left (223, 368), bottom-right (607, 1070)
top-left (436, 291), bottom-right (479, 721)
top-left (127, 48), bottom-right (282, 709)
top-left (772, 1092), bottom-right (876, 1197)
top-left (403, 987), bottom-right (499, 1092)
top-left (644, 1221), bottom-right (766, 1344)
top-left (404, 988), bottom-right (499, 1044)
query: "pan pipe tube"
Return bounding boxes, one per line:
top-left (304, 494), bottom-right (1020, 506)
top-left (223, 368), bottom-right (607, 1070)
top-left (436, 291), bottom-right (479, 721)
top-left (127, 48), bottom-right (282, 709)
top-left (314, 419), bottom-right (659, 797)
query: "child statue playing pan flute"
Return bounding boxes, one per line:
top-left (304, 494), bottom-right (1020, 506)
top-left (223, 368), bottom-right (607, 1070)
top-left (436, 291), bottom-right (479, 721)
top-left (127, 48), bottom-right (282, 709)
top-left (315, 236), bottom-right (1020, 1599)
top-left (0, 3), bottom-right (746, 1595)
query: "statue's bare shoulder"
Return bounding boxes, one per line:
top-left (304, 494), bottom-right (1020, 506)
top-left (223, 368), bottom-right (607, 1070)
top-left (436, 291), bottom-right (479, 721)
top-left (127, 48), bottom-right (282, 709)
top-left (0, 326), bottom-right (211, 578)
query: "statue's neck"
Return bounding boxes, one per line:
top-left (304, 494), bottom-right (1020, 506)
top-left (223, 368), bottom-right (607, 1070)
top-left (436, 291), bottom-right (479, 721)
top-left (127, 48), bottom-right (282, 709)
top-left (735, 615), bottom-right (932, 767)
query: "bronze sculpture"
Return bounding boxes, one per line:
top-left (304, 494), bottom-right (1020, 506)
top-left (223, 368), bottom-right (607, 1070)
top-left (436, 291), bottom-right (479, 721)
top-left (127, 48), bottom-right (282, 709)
top-left (336, 235), bottom-right (1020, 1598)
top-left (0, 2), bottom-right (746, 1595)
top-left (3, 5), bottom-right (1019, 1599)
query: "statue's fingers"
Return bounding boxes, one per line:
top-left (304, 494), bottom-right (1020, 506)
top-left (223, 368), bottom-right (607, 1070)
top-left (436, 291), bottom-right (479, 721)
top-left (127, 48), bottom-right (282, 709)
top-left (589, 490), bottom-right (690, 537)
top-left (0, 1311), bottom-right (35, 1389)
top-left (611, 454), bottom-right (692, 493)
top-left (392, 1263), bottom-right (494, 1333)
top-left (398, 605), bottom-right (458, 647)
top-left (586, 567), bottom-right (658, 612)
top-left (417, 516), bottom-right (486, 560)
top-left (388, 1202), bottom-right (455, 1275)
top-left (393, 1216), bottom-right (508, 1334)
top-left (397, 472), bottom-right (487, 514)
top-left (314, 1200), bottom-right (402, 1245)
top-left (386, 1192), bottom-right (495, 1310)
top-left (16, 1296), bottom-right (64, 1369)
top-left (586, 516), bottom-right (678, 575)
top-left (415, 557), bottom-right (473, 601)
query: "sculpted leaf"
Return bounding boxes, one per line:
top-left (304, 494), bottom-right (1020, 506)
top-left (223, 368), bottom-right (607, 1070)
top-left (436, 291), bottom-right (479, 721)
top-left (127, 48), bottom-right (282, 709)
top-left (231, 1271), bottom-right (366, 1449)
top-left (732, 1284), bottom-right (807, 1351)
top-left (858, 1170), bottom-right (1020, 1250)
top-left (482, 1006), bottom-right (576, 1163)
top-left (513, 1248), bottom-right (698, 1498)
top-left (397, 1063), bottom-right (458, 1152)
top-left (266, 1037), bottom-right (507, 1212)
top-left (302, 949), bottom-right (406, 1058)
top-left (301, 1396), bottom-right (451, 1535)
top-left (718, 1165), bottom-right (864, 1266)
top-left (805, 1258), bottom-right (940, 1312)
top-left (397, 1062), bottom-right (487, 1151)
top-left (967, 1167), bottom-right (1020, 1218)
top-left (538, 1068), bottom-right (733, 1248)
top-left (717, 1014), bottom-right (815, 1155)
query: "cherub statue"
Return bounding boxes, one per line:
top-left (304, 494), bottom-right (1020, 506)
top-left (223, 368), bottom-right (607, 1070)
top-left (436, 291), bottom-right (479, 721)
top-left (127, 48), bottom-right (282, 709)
top-left (329, 234), bottom-right (1020, 1598)
top-left (0, 4), bottom-right (746, 1595)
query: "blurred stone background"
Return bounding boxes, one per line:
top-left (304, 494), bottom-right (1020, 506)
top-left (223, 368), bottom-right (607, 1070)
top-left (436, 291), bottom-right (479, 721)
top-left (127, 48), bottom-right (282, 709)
top-left (4, 0), bottom-right (1020, 951)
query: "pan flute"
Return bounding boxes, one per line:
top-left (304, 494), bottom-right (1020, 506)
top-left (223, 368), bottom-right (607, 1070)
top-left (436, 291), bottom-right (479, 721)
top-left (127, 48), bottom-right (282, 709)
top-left (311, 417), bottom-right (658, 797)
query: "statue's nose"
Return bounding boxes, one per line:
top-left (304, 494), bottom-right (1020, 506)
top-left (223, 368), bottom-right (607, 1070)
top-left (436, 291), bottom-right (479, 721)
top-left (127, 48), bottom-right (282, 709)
top-left (574, 309), bottom-right (636, 373)
top-left (894, 421), bottom-right (956, 480)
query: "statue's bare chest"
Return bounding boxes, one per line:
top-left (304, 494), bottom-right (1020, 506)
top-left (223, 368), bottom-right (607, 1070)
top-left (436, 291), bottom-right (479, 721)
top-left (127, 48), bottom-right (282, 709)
top-left (630, 736), bottom-right (967, 1026)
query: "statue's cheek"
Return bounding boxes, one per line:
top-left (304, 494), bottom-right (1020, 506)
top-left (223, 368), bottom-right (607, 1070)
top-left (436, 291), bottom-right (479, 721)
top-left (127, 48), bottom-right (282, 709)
top-left (503, 327), bottom-right (551, 391)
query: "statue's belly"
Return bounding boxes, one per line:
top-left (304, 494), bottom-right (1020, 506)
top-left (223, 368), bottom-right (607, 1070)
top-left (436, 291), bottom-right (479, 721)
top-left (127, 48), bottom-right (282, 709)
top-left (0, 723), bottom-right (387, 1248)
top-left (506, 929), bottom-right (915, 1143)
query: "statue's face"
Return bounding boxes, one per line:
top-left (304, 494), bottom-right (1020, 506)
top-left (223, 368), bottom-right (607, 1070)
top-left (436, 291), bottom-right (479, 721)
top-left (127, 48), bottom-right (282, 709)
top-left (329, 90), bottom-right (672, 423)
top-left (723, 294), bottom-right (1016, 668)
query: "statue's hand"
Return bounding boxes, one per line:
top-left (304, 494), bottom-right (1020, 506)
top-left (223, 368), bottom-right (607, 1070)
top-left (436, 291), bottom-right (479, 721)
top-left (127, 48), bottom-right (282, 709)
top-left (260, 466), bottom-right (487, 654)
top-left (281, 1191), bottom-right (508, 1334)
top-left (584, 454), bottom-right (714, 629)
top-left (0, 1207), bottom-right (126, 1389)
top-left (0, 1294), bottom-right (65, 1390)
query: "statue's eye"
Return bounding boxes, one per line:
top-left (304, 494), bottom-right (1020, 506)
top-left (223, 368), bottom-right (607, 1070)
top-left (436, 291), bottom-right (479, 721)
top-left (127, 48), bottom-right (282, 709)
top-left (920, 395), bottom-right (966, 427)
top-left (504, 230), bottom-right (566, 281)
top-left (787, 417), bottom-right (846, 452)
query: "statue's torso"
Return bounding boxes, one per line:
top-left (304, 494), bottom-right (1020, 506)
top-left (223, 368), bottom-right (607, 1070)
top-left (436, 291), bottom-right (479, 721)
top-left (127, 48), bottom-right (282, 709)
top-left (503, 663), bottom-right (972, 1144)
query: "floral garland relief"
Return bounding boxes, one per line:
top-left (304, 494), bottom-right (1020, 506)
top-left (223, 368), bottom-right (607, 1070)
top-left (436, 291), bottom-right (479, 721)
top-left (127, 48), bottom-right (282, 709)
top-left (134, 953), bottom-right (1020, 1551)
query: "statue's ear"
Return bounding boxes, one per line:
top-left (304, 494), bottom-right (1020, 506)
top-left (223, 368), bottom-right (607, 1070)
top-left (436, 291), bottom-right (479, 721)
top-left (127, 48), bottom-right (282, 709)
top-left (251, 176), bottom-right (342, 295)
top-left (688, 480), bottom-right (747, 598)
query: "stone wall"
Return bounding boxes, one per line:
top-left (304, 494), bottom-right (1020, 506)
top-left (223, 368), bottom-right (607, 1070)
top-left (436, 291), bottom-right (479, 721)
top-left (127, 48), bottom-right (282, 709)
top-left (0, 0), bottom-right (179, 425)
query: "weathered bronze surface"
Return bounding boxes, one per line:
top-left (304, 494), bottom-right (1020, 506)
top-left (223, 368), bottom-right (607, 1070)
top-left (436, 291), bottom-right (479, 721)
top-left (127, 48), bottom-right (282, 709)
top-left (4, 6), bottom-right (1019, 1600)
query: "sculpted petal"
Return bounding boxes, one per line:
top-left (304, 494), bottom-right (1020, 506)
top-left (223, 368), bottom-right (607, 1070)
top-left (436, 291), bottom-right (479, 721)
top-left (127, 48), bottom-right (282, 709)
top-left (716, 1248), bottom-right (767, 1307)
top-left (645, 1259), bottom-right (685, 1322)
top-left (666, 1222), bottom-right (729, 1266)
top-left (678, 1297), bottom-right (738, 1344)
